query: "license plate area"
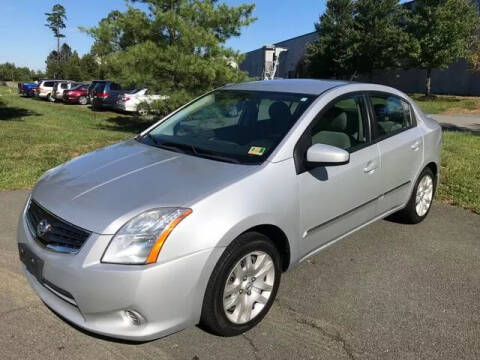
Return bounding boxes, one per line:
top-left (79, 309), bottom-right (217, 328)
top-left (18, 243), bottom-right (44, 283)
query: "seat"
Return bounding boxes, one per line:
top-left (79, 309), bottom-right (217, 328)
top-left (311, 107), bottom-right (352, 150)
top-left (268, 101), bottom-right (292, 132)
top-left (312, 131), bottom-right (351, 150)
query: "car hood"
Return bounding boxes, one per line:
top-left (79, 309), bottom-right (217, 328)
top-left (32, 139), bottom-right (257, 234)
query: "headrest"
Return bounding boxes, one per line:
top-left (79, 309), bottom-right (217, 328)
top-left (268, 101), bottom-right (291, 123)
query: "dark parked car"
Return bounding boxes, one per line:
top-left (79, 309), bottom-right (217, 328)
top-left (87, 80), bottom-right (112, 103)
top-left (91, 81), bottom-right (125, 110)
top-left (63, 84), bottom-right (90, 105)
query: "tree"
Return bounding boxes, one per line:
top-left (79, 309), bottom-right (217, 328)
top-left (79, 53), bottom-right (101, 80)
top-left (82, 0), bottom-right (255, 114)
top-left (466, 17), bottom-right (480, 73)
top-left (306, 0), bottom-right (413, 80)
top-left (0, 62), bottom-right (39, 81)
top-left (45, 4), bottom-right (67, 54)
top-left (45, 4), bottom-right (67, 79)
top-left (45, 43), bottom-right (73, 79)
top-left (354, 0), bottom-right (416, 79)
top-left (305, 0), bottom-right (358, 79)
top-left (406, 0), bottom-right (479, 96)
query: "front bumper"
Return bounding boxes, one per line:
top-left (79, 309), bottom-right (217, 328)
top-left (17, 203), bottom-right (223, 341)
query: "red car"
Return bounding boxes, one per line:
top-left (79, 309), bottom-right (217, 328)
top-left (63, 84), bottom-right (90, 105)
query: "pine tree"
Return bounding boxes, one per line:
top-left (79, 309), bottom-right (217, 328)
top-left (81, 0), bottom-right (255, 113)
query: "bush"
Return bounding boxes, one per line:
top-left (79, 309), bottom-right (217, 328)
top-left (149, 91), bottom-right (195, 118)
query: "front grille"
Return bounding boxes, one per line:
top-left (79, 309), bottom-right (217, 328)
top-left (26, 200), bottom-right (91, 254)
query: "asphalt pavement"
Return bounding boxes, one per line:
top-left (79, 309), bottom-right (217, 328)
top-left (431, 114), bottom-right (480, 132)
top-left (1, 190), bottom-right (479, 359)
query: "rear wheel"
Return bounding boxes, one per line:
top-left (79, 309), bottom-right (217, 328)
top-left (47, 93), bottom-right (55, 102)
top-left (398, 167), bottom-right (436, 224)
top-left (137, 103), bottom-right (150, 116)
top-left (201, 232), bottom-right (281, 336)
top-left (79, 96), bottom-right (88, 105)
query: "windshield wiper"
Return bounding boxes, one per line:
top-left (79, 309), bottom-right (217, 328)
top-left (193, 148), bottom-right (241, 164)
top-left (144, 133), bottom-right (160, 145)
top-left (146, 138), bottom-right (240, 164)
top-left (157, 141), bottom-right (197, 155)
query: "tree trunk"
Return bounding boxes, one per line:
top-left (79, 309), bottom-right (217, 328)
top-left (425, 68), bottom-right (432, 97)
top-left (56, 36), bottom-right (60, 80)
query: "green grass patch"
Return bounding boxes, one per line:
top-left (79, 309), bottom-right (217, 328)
top-left (410, 94), bottom-right (480, 114)
top-left (0, 86), bottom-right (152, 189)
top-left (437, 131), bottom-right (480, 214)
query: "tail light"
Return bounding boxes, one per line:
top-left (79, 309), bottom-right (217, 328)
top-left (121, 96), bottom-right (130, 102)
top-left (97, 92), bottom-right (109, 99)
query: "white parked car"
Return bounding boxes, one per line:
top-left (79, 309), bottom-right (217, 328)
top-left (115, 88), bottom-right (168, 115)
top-left (36, 80), bottom-right (58, 101)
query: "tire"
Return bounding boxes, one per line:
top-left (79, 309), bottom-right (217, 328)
top-left (79, 96), bottom-right (88, 105)
top-left (138, 108), bottom-right (149, 116)
top-left (200, 232), bottom-right (281, 336)
top-left (47, 93), bottom-right (55, 102)
top-left (398, 167), bottom-right (436, 224)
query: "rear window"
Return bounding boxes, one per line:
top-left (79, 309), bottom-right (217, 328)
top-left (109, 83), bottom-right (121, 91)
top-left (94, 83), bottom-right (106, 92)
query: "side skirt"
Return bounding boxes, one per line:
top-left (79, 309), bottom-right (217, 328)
top-left (297, 203), bottom-right (406, 264)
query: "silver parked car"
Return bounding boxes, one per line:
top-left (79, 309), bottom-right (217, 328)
top-left (17, 79), bottom-right (441, 340)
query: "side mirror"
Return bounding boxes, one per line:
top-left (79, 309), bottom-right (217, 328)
top-left (306, 143), bottom-right (350, 165)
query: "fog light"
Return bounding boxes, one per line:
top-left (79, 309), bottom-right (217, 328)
top-left (122, 310), bottom-right (144, 326)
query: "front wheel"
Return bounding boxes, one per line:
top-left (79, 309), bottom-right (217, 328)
top-left (47, 93), bottom-right (55, 102)
top-left (78, 96), bottom-right (88, 105)
top-left (200, 232), bottom-right (281, 336)
top-left (398, 167), bottom-right (436, 224)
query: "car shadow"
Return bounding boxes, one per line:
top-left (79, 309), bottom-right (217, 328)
top-left (440, 124), bottom-right (480, 134)
top-left (96, 115), bottom-right (157, 134)
top-left (0, 98), bottom-right (39, 121)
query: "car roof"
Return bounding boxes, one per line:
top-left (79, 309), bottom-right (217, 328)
top-left (222, 79), bottom-right (352, 95)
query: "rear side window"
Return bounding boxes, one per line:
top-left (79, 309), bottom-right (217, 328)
top-left (370, 94), bottom-right (414, 137)
top-left (44, 81), bottom-right (54, 87)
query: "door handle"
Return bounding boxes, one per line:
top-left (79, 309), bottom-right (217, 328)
top-left (411, 140), bottom-right (421, 151)
top-left (363, 160), bottom-right (378, 174)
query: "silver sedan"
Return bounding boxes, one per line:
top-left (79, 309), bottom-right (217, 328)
top-left (17, 79), bottom-right (441, 340)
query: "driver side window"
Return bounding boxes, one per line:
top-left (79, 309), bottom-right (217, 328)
top-left (309, 94), bottom-right (369, 152)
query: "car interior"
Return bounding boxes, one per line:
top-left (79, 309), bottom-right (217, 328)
top-left (172, 95), bottom-right (312, 156)
top-left (311, 99), bottom-right (367, 151)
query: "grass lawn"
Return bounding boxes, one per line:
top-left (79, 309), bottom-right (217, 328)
top-left (437, 131), bottom-right (480, 214)
top-left (0, 86), bottom-right (479, 214)
top-left (0, 86), bottom-right (152, 189)
top-left (410, 94), bottom-right (480, 114)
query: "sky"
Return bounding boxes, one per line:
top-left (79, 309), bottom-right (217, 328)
top-left (0, 0), bottom-right (328, 71)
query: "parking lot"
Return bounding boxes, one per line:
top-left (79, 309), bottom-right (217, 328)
top-left (1, 190), bottom-right (479, 359)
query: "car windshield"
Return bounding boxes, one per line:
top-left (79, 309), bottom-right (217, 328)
top-left (138, 90), bottom-right (315, 164)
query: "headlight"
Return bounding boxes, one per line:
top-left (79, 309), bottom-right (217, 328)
top-left (102, 208), bottom-right (192, 265)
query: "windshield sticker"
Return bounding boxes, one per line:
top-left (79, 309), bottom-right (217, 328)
top-left (300, 97), bottom-right (308, 102)
top-left (248, 146), bottom-right (266, 156)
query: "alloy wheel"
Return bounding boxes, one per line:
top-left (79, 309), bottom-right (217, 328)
top-left (415, 175), bottom-right (433, 216)
top-left (222, 251), bottom-right (275, 324)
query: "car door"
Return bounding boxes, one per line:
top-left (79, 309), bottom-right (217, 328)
top-left (368, 93), bottom-right (424, 214)
top-left (296, 93), bottom-right (383, 258)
